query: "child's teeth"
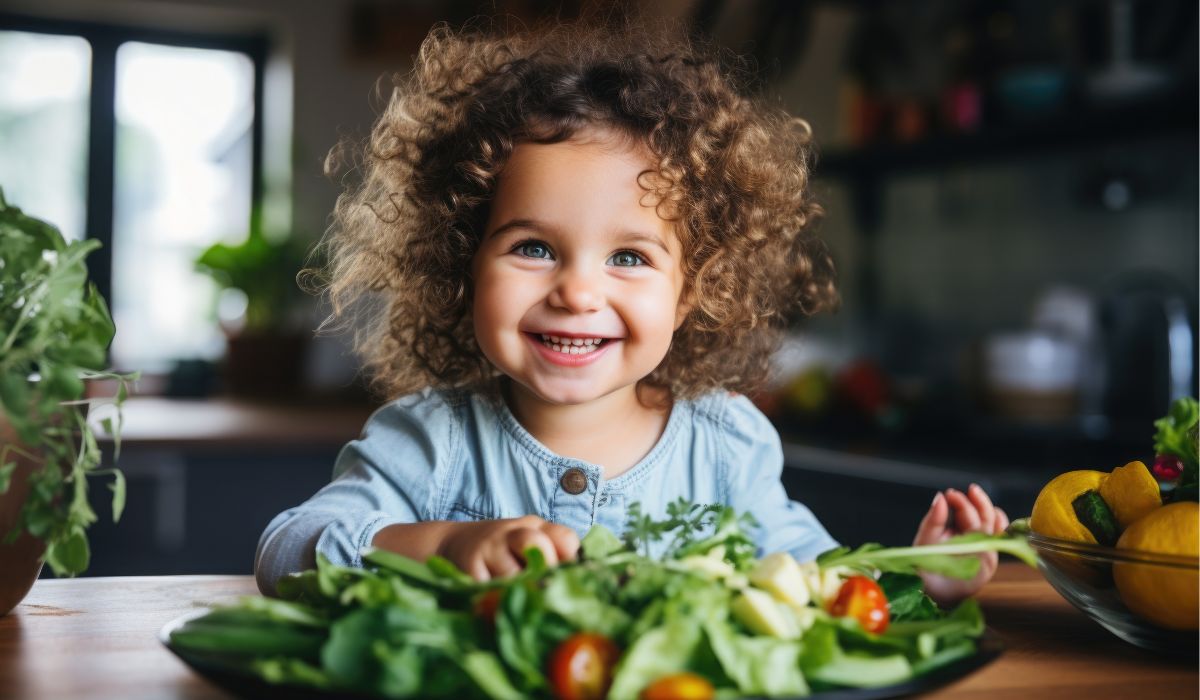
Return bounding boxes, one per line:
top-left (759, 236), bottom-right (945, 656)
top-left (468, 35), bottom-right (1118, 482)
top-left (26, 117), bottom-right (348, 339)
top-left (539, 334), bottom-right (603, 354)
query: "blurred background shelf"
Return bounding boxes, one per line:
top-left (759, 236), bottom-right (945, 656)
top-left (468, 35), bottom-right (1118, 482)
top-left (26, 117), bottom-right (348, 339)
top-left (817, 90), bottom-right (1199, 179)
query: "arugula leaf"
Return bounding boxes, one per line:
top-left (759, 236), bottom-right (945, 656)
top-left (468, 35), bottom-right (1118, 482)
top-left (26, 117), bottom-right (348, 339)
top-left (170, 612), bottom-right (327, 658)
top-left (494, 580), bottom-right (571, 692)
top-left (361, 547), bottom-right (479, 592)
top-left (251, 657), bottom-right (331, 689)
top-left (321, 607), bottom-right (388, 690)
top-left (818, 532), bottom-right (1037, 576)
top-left (457, 651), bottom-right (524, 700)
top-left (878, 573), bottom-right (940, 622)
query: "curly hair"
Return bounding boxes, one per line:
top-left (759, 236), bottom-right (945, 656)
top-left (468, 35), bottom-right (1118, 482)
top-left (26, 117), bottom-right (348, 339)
top-left (316, 17), bottom-right (837, 403)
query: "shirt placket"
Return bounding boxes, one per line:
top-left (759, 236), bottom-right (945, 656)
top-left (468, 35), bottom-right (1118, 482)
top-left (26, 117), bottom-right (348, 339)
top-left (550, 461), bottom-right (601, 534)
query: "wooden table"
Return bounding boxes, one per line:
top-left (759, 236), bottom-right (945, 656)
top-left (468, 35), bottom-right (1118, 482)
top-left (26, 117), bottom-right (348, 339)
top-left (0, 564), bottom-right (1194, 699)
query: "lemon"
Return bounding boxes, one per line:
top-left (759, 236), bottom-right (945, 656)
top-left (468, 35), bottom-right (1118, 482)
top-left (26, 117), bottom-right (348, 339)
top-left (1098, 461), bottom-right (1162, 530)
top-left (1113, 502), bottom-right (1199, 630)
top-left (1030, 470), bottom-right (1108, 543)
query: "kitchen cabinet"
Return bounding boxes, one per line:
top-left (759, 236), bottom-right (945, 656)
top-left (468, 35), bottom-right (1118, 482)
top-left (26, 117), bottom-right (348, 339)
top-left (64, 399), bottom-right (375, 577)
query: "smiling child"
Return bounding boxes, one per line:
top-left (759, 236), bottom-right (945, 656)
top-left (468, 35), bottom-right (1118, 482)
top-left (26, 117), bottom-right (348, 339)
top-left (255, 18), bottom-right (1007, 605)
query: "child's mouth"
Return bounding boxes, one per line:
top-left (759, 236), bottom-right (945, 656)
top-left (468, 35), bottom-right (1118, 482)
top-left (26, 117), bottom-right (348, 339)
top-left (534, 333), bottom-right (610, 355)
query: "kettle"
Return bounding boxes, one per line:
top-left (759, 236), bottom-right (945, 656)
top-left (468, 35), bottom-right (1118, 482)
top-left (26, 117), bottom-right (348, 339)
top-left (1095, 273), bottom-right (1196, 424)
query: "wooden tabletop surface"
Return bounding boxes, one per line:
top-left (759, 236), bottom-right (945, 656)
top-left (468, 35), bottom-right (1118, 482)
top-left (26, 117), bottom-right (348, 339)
top-left (0, 563), bottom-right (1194, 699)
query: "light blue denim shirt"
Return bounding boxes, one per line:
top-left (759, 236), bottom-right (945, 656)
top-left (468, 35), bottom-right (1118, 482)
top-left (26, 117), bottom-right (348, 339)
top-left (254, 388), bottom-right (838, 595)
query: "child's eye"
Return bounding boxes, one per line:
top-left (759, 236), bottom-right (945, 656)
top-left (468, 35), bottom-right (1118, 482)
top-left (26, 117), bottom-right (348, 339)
top-left (513, 240), bottom-right (553, 260)
top-left (608, 250), bottom-right (646, 267)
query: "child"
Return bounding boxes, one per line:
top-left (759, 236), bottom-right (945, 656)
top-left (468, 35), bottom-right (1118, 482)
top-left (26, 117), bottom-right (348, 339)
top-left (255, 19), bottom-right (1008, 605)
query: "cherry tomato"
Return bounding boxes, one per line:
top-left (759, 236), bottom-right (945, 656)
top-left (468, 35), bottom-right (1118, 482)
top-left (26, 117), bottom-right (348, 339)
top-left (547, 633), bottom-right (621, 700)
top-left (826, 574), bottom-right (890, 634)
top-left (640, 672), bottom-right (715, 700)
top-left (472, 588), bottom-right (503, 624)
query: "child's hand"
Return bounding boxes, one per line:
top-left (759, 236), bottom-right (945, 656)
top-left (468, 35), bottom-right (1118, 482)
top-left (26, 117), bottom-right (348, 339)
top-left (440, 515), bottom-right (580, 581)
top-left (913, 483), bottom-right (1010, 606)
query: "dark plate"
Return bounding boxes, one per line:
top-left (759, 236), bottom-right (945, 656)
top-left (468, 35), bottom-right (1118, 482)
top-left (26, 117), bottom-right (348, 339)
top-left (160, 611), bottom-right (1004, 700)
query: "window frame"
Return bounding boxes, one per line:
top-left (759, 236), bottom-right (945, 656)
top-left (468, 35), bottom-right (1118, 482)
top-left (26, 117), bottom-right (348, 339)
top-left (0, 12), bottom-right (267, 308)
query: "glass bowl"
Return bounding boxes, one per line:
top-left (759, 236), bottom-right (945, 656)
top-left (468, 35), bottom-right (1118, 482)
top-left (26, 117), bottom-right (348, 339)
top-left (1023, 528), bottom-right (1199, 655)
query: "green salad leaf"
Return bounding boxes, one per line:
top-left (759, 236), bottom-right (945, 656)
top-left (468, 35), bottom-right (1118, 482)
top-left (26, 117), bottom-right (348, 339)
top-left (172, 503), bottom-right (1029, 699)
top-left (1155, 396), bottom-right (1199, 502)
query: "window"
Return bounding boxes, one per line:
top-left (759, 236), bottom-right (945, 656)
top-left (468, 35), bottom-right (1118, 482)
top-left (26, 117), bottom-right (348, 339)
top-left (0, 14), bottom-right (266, 374)
top-left (0, 31), bottom-right (91, 242)
top-left (112, 42), bottom-right (256, 368)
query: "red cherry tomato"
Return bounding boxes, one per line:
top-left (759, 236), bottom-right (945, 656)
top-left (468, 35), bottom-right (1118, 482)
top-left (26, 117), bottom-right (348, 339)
top-left (472, 588), bottom-right (503, 624)
top-left (547, 633), bottom-right (621, 700)
top-left (640, 672), bottom-right (715, 700)
top-left (826, 575), bottom-right (890, 634)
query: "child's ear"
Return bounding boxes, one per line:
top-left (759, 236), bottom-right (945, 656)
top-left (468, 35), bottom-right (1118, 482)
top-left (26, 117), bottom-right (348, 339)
top-left (674, 289), bottom-right (695, 330)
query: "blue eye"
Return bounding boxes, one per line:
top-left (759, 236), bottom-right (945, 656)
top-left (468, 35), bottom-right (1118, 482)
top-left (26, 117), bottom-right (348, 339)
top-left (515, 240), bottom-right (552, 259)
top-left (609, 251), bottom-right (645, 267)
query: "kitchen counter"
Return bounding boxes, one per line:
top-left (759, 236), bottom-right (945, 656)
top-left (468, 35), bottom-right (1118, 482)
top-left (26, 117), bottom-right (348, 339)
top-left (89, 397), bottom-right (377, 450)
top-left (0, 563), bottom-right (1194, 699)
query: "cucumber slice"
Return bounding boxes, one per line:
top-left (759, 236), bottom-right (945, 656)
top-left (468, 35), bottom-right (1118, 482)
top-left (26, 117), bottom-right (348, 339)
top-left (808, 653), bottom-right (913, 688)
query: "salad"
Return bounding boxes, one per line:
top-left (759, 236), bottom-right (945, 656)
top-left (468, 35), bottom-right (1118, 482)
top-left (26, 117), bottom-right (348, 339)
top-left (169, 501), bottom-right (1035, 699)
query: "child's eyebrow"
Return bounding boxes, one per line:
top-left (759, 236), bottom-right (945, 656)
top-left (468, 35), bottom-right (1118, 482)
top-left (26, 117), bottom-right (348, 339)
top-left (488, 217), bottom-right (670, 254)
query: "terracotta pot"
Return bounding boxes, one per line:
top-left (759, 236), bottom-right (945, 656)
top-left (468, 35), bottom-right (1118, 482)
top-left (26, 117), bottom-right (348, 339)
top-left (0, 417), bottom-right (46, 617)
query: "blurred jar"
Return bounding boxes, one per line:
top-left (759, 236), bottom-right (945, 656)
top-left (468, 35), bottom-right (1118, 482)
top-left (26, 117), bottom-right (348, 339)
top-left (984, 331), bottom-right (1083, 422)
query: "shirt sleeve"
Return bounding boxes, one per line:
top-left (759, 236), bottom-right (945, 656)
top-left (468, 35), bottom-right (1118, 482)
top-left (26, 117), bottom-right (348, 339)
top-left (720, 394), bottom-right (839, 563)
top-left (253, 391), bottom-right (456, 595)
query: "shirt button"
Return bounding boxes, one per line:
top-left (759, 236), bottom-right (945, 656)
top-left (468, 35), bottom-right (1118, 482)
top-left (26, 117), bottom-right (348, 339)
top-left (561, 467), bottom-right (588, 495)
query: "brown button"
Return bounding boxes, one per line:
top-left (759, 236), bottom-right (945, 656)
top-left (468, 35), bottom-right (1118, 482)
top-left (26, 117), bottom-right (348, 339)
top-left (560, 467), bottom-right (588, 495)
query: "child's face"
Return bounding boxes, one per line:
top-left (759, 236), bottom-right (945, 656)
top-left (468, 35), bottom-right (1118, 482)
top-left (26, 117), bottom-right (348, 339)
top-left (471, 131), bottom-right (691, 408)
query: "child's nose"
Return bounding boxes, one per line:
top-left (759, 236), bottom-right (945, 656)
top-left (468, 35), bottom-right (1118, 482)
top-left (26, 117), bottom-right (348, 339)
top-left (548, 265), bottom-right (605, 313)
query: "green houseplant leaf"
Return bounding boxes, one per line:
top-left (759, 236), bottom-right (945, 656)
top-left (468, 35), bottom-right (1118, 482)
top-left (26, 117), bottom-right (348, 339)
top-left (0, 187), bottom-right (136, 576)
top-left (193, 210), bottom-right (313, 333)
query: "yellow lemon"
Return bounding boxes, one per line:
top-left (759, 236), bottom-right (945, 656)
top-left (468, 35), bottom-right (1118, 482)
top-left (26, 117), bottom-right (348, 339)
top-left (1098, 461), bottom-right (1162, 530)
top-left (1113, 501), bottom-right (1199, 630)
top-left (1030, 470), bottom-right (1108, 543)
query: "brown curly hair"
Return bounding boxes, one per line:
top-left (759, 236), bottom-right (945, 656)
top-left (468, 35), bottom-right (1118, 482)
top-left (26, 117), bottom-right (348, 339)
top-left (316, 17), bottom-right (837, 403)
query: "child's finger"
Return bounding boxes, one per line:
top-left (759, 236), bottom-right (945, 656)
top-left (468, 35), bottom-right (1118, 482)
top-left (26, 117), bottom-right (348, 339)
top-left (945, 488), bottom-right (982, 533)
top-left (484, 543), bottom-right (523, 579)
top-left (465, 556), bottom-right (492, 582)
top-left (995, 507), bottom-right (1010, 534)
top-left (913, 492), bottom-right (950, 545)
top-left (507, 527), bottom-right (560, 567)
top-left (966, 484), bottom-right (996, 533)
top-left (540, 522), bottom-right (581, 562)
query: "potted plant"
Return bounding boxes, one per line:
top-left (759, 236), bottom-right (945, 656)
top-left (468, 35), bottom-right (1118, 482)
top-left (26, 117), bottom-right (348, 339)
top-left (0, 188), bottom-right (135, 615)
top-left (194, 215), bottom-right (313, 397)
